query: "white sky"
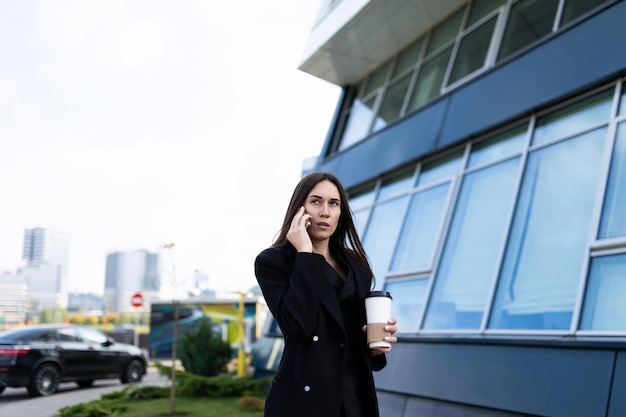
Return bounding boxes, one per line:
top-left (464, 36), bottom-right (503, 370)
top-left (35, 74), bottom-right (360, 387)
top-left (0, 0), bottom-right (340, 296)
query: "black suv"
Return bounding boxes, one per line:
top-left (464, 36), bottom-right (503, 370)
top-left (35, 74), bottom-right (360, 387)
top-left (0, 324), bottom-right (147, 397)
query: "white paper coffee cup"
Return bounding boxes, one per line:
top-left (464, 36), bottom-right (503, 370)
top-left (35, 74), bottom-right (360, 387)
top-left (365, 291), bottom-right (392, 349)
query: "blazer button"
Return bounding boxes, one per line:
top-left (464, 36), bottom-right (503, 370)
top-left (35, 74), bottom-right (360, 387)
top-left (304, 385), bottom-right (311, 392)
top-left (312, 335), bottom-right (319, 342)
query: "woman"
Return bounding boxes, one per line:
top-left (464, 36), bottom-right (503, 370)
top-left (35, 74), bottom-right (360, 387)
top-left (254, 172), bottom-right (398, 417)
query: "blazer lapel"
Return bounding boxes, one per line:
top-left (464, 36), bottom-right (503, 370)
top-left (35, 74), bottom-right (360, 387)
top-left (319, 274), bottom-right (345, 332)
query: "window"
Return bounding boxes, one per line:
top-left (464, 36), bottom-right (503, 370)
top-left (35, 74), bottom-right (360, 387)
top-left (467, 0), bottom-right (506, 26)
top-left (425, 8), bottom-right (465, 56)
top-left (448, 16), bottom-right (497, 85)
top-left (393, 38), bottom-right (425, 78)
top-left (598, 121), bottom-right (626, 238)
top-left (375, 38), bottom-right (426, 128)
top-left (468, 124), bottom-right (527, 168)
top-left (377, 75), bottom-right (413, 126)
top-left (362, 197), bottom-right (407, 286)
top-left (407, 48), bottom-right (453, 111)
top-left (417, 150), bottom-right (464, 186)
top-left (349, 186), bottom-right (376, 236)
top-left (384, 278), bottom-right (429, 334)
top-left (339, 96), bottom-right (378, 151)
top-left (560, 0), bottom-right (607, 26)
top-left (338, 63), bottom-right (392, 152)
top-left (532, 88), bottom-right (613, 146)
top-left (361, 174), bottom-right (412, 285)
top-left (497, 0), bottom-right (559, 61)
top-left (580, 253), bottom-right (626, 330)
top-left (489, 127), bottom-right (607, 330)
top-left (364, 62), bottom-right (391, 96)
top-left (391, 184), bottom-right (450, 272)
top-left (424, 154), bottom-right (521, 330)
top-left (377, 170), bottom-right (413, 200)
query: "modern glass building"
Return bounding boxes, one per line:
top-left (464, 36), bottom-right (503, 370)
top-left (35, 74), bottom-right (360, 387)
top-left (0, 271), bottom-right (29, 326)
top-left (253, 1), bottom-right (626, 416)
top-left (22, 227), bottom-right (70, 274)
top-left (21, 227), bottom-right (70, 310)
top-left (104, 249), bottom-right (161, 314)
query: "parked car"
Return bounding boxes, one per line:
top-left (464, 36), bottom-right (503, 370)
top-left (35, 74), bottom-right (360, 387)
top-left (0, 323), bottom-right (147, 397)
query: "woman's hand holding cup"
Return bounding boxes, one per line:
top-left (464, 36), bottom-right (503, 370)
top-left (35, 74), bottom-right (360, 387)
top-left (364, 317), bottom-right (397, 356)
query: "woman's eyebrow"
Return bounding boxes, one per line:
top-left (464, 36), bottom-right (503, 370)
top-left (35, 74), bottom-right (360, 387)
top-left (308, 195), bottom-right (341, 202)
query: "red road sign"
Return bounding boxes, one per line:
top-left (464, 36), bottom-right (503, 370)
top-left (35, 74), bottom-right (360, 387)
top-left (131, 292), bottom-right (144, 307)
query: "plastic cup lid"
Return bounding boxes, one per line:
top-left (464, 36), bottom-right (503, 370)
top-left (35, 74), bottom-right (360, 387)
top-left (366, 290), bottom-right (392, 299)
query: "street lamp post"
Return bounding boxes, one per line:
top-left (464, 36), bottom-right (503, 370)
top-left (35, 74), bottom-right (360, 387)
top-left (161, 243), bottom-right (178, 416)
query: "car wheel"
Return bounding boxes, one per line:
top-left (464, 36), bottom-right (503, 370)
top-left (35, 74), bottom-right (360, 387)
top-left (121, 359), bottom-right (144, 384)
top-left (0, 386), bottom-right (5, 395)
top-left (76, 379), bottom-right (95, 388)
top-left (28, 363), bottom-right (60, 397)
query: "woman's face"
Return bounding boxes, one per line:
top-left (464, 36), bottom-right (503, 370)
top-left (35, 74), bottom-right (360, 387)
top-left (303, 180), bottom-right (341, 243)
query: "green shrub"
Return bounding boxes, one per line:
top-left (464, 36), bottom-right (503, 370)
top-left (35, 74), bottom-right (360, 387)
top-left (178, 318), bottom-right (233, 377)
top-left (152, 361), bottom-right (271, 400)
top-left (126, 385), bottom-right (170, 401)
top-left (99, 389), bottom-right (128, 402)
top-left (153, 361), bottom-right (184, 379)
top-left (177, 373), bottom-right (271, 398)
top-left (55, 400), bottom-right (128, 417)
top-left (99, 385), bottom-right (165, 401)
top-left (55, 386), bottom-right (170, 417)
top-left (237, 396), bottom-right (265, 412)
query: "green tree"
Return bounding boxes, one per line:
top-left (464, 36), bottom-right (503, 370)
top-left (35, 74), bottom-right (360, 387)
top-left (120, 312), bottom-right (134, 324)
top-left (179, 319), bottom-right (232, 377)
top-left (83, 315), bottom-right (99, 326)
top-left (68, 314), bottom-right (83, 324)
top-left (103, 312), bottom-right (120, 325)
top-left (139, 312), bottom-right (150, 326)
top-left (40, 307), bottom-right (68, 324)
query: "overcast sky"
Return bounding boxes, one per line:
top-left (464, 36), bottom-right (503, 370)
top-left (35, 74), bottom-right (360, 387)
top-left (0, 0), bottom-right (340, 296)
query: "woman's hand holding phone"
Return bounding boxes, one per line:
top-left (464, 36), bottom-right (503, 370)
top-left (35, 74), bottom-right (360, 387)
top-left (287, 206), bottom-right (313, 253)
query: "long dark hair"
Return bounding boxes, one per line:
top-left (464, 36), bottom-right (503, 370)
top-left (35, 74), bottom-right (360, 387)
top-left (272, 172), bottom-right (373, 277)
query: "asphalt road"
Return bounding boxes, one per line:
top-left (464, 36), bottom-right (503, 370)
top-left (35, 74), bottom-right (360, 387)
top-left (0, 367), bottom-right (170, 417)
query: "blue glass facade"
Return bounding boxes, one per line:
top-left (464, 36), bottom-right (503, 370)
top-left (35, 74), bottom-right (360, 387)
top-left (254, 1), bottom-right (626, 415)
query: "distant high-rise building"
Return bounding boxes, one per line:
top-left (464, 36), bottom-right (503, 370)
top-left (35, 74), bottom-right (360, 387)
top-left (0, 271), bottom-right (30, 326)
top-left (192, 269), bottom-right (215, 298)
top-left (21, 227), bottom-right (70, 310)
top-left (23, 227), bottom-right (70, 274)
top-left (21, 263), bottom-right (66, 311)
top-left (104, 249), bottom-right (161, 314)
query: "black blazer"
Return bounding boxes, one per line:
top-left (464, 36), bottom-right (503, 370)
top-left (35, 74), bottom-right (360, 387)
top-left (254, 245), bottom-right (386, 417)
